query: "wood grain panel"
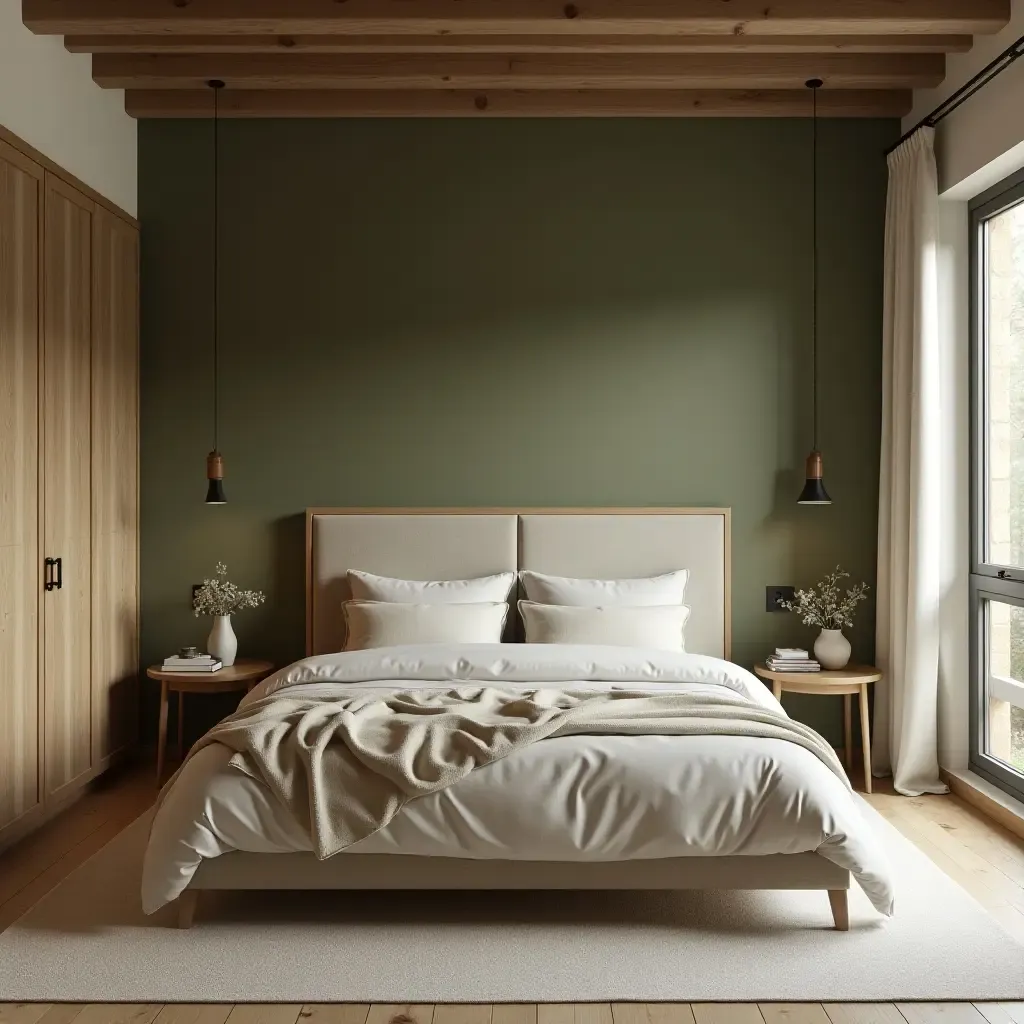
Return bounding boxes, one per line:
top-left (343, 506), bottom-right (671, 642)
top-left (152, 1009), bottom-right (233, 1024)
top-left (92, 50), bottom-right (945, 90)
top-left (0, 126), bottom-right (136, 232)
top-left (73, 1007), bottom-right (160, 1024)
top-left (897, 1007), bottom-right (989, 1024)
top-left (28, 0), bottom-right (1010, 121)
top-left (65, 33), bottom-right (975, 54)
top-left (90, 207), bottom-right (139, 765)
top-left (612, 1007), bottom-right (695, 1024)
top-left (125, 87), bottom-right (912, 119)
top-left (940, 768), bottom-right (1024, 842)
top-left (492, 1008), bottom-right (537, 1024)
top-left (760, 1008), bottom-right (830, 1024)
top-left (0, 1008), bottom-right (87, 1024)
top-left (222, 1009), bottom-right (302, 1024)
top-left (42, 173), bottom-right (94, 800)
top-left (433, 1008), bottom-right (492, 1024)
top-left (822, 1006), bottom-right (909, 1024)
top-left (0, 139), bottom-right (43, 833)
top-left (297, 1008), bottom-right (369, 1024)
top-left (22, 0), bottom-right (1011, 37)
top-left (364, 1007), bottom-right (433, 1024)
top-left (691, 1008), bottom-right (764, 1024)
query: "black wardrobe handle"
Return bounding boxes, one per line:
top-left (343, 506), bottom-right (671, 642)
top-left (44, 557), bottom-right (63, 591)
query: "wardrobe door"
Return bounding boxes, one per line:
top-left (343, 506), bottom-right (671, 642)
top-left (0, 140), bottom-right (42, 831)
top-left (91, 208), bottom-right (139, 765)
top-left (42, 173), bottom-right (94, 799)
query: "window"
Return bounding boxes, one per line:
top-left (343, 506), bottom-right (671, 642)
top-left (971, 167), bottom-right (1024, 801)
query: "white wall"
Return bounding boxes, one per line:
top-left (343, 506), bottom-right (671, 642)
top-left (0, 0), bottom-right (136, 216)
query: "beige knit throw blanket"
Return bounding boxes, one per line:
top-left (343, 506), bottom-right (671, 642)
top-left (186, 687), bottom-right (850, 859)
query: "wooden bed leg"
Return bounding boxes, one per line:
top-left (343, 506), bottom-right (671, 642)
top-left (828, 889), bottom-right (850, 931)
top-left (177, 889), bottom-right (199, 929)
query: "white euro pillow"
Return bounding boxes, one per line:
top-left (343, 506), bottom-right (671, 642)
top-left (519, 569), bottom-right (689, 607)
top-left (343, 600), bottom-right (509, 651)
top-left (519, 601), bottom-right (689, 653)
top-left (348, 569), bottom-right (515, 604)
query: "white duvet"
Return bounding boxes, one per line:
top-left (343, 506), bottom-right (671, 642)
top-left (142, 644), bottom-right (894, 916)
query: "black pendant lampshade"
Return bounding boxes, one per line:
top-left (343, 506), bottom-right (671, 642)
top-left (205, 79), bottom-right (226, 504)
top-left (205, 451), bottom-right (226, 504)
top-left (205, 481), bottom-right (226, 504)
top-left (798, 78), bottom-right (832, 506)
top-left (798, 451), bottom-right (831, 505)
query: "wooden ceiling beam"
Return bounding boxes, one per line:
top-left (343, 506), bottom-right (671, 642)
top-left (125, 87), bottom-right (913, 119)
top-left (66, 33), bottom-right (975, 55)
top-left (93, 51), bottom-right (944, 91)
top-left (24, 0), bottom-right (1010, 38)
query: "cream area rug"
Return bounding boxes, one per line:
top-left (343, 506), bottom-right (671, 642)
top-left (1, 799), bottom-right (1022, 1003)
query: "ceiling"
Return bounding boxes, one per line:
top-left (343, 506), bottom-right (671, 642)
top-left (21, 0), bottom-right (1013, 119)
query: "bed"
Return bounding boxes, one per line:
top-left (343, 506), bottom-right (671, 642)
top-left (142, 507), bottom-right (893, 931)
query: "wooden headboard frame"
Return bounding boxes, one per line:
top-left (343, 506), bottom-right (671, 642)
top-left (305, 507), bottom-right (731, 659)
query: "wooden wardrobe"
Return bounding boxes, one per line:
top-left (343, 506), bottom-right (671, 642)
top-left (0, 129), bottom-right (140, 847)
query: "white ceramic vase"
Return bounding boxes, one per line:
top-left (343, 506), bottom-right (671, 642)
top-left (814, 628), bottom-right (851, 670)
top-left (207, 614), bottom-right (237, 667)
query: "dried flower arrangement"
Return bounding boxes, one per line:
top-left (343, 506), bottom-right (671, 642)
top-left (783, 566), bottom-right (869, 630)
top-left (192, 562), bottom-right (266, 618)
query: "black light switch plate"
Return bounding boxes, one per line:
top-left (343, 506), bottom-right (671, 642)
top-left (766, 585), bottom-right (795, 612)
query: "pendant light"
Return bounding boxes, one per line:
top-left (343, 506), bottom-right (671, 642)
top-left (797, 77), bottom-right (832, 506)
top-left (205, 79), bottom-right (226, 504)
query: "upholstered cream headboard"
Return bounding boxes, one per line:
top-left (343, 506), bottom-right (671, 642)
top-left (306, 508), bottom-right (731, 659)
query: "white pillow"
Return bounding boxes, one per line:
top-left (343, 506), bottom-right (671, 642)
top-left (519, 569), bottom-right (689, 607)
top-left (343, 600), bottom-right (509, 651)
top-left (348, 569), bottom-right (515, 604)
top-left (519, 601), bottom-right (689, 652)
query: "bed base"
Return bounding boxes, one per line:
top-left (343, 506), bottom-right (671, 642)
top-left (175, 851), bottom-right (851, 931)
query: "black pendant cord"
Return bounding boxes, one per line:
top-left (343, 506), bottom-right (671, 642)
top-left (810, 78), bottom-right (820, 454)
top-left (797, 78), bottom-right (829, 505)
top-left (212, 80), bottom-right (220, 454)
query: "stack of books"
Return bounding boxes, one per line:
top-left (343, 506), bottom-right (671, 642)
top-left (766, 647), bottom-right (820, 672)
top-left (162, 653), bottom-right (222, 673)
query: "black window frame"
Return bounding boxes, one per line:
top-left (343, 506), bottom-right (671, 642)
top-left (969, 166), bottom-right (1024, 802)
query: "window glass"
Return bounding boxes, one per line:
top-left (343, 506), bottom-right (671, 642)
top-left (984, 201), bottom-right (1024, 568)
top-left (984, 598), bottom-right (1024, 774)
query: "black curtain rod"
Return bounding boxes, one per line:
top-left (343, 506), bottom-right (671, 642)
top-left (885, 31), bottom-right (1024, 157)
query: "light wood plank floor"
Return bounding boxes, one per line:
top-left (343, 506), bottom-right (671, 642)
top-left (2, 766), bottom-right (1024, 1020)
top-left (1, 1003), bottom-right (1023, 1024)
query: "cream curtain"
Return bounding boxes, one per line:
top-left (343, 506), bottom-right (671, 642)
top-left (874, 127), bottom-right (948, 796)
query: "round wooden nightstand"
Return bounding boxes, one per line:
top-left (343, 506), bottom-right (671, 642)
top-left (753, 663), bottom-right (882, 793)
top-left (147, 658), bottom-right (275, 781)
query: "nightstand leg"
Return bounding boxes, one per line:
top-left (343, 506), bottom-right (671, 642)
top-left (859, 683), bottom-right (872, 794)
top-left (773, 681), bottom-right (782, 702)
top-left (157, 680), bottom-right (169, 783)
top-left (843, 694), bottom-right (853, 768)
top-left (177, 691), bottom-right (185, 761)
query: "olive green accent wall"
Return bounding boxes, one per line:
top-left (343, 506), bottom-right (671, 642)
top-left (139, 117), bottom-right (896, 742)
